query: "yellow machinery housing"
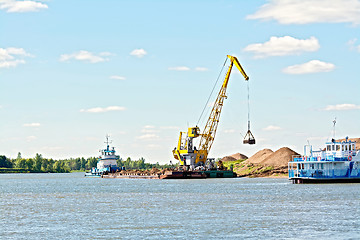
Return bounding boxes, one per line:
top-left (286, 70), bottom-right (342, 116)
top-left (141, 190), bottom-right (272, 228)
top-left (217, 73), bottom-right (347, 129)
top-left (172, 55), bottom-right (250, 167)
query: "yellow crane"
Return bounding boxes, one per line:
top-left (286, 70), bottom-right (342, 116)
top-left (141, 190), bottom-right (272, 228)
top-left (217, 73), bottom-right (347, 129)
top-left (172, 55), bottom-right (255, 167)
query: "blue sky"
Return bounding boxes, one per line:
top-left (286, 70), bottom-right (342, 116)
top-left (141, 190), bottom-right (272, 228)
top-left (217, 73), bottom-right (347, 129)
top-left (1, 0), bottom-right (360, 163)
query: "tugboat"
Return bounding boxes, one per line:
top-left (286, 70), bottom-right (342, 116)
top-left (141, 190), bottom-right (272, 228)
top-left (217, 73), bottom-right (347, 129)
top-left (288, 136), bottom-right (360, 183)
top-left (85, 135), bottom-right (121, 177)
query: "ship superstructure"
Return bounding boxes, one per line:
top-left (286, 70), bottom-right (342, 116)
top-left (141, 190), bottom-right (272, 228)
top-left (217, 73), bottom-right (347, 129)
top-left (288, 137), bottom-right (360, 183)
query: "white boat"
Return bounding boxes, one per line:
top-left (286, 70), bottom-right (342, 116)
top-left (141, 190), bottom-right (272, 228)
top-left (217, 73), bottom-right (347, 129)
top-left (85, 135), bottom-right (121, 177)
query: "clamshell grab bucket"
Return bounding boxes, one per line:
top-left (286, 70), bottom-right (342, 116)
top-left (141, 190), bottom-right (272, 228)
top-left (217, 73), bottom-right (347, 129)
top-left (243, 130), bottom-right (256, 145)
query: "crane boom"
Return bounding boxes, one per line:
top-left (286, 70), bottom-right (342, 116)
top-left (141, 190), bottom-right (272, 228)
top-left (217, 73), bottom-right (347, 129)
top-left (172, 55), bottom-right (250, 167)
top-left (195, 55), bottom-right (249, 163)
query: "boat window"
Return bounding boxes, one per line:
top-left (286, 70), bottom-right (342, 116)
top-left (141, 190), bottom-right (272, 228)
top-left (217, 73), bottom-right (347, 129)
top-left (336, 145), bottom-right (340, 151)
top-left (302, 163), bottom-right (305, 169)
top-left (311, 164), bottom-right (314, 169)
top-left (345, 145), bottom-right (348, 151)
top-left (320, 163), bottom-right (324, 169)
top-left (332, 145), bottom-right (335, 151)
top-left (342, 145), bottom-right (344, 151)
top-left (298, 163), bottom-right (301, 169)
top-left (327, 145), bottom-right (331, 151)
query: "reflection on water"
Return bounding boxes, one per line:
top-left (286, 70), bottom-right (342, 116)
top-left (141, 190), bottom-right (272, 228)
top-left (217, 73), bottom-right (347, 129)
top-left (1, 173), bottom-right (359, 239)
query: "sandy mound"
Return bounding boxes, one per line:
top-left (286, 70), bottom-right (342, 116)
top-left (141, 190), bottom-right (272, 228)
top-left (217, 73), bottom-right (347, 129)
top-left (221, 153), bottom-right (248, 162)
top-left (245, 149), bottom-right (273, 164)
top-left (221, 156), bottom-right (237, 162)
top-left (230, 153), bottom-right (248, 160)
top-left (260, 147), bottom-right (299, 167)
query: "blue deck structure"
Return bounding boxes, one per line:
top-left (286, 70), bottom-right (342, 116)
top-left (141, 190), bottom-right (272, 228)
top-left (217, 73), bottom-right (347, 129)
top-left (288, 137), bottom-right (360, 183)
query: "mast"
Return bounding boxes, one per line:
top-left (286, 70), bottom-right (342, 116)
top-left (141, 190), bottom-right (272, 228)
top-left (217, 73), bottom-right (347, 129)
top-left (332, 118), bottom-right (337, 140)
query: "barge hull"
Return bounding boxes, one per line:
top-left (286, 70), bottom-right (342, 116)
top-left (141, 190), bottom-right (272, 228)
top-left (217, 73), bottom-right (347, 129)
top-left (102, 170), bottom-right (237, 179)
top-left (290, 177), bottom-right (360, 184)
top-left (102, 174), bottom-right (160, 179)
top-left (160, 170), bottom-right (236, 179)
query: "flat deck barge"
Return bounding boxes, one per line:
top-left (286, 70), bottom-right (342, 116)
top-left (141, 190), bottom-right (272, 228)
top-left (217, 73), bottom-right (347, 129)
top-left (102, 170), bottom-right (237, 179)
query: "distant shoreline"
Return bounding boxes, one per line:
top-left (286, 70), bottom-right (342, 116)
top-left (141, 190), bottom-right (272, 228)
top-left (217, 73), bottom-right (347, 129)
top-left (0, 168), bottom-right (54, 174)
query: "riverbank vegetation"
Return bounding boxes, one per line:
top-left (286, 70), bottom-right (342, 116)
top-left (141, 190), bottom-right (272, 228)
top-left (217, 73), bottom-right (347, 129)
top-left (0, 153), bottom-right (173, 173)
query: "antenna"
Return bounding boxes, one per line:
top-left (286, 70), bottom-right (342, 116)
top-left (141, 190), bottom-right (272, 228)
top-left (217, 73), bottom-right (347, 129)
top-left (105, 134), bottom-right (112, 146)
top-left (332, 118), bottom-right (337, 139)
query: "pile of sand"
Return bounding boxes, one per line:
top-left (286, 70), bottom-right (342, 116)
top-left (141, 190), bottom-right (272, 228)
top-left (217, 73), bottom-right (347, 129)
top-left (260, 147), bottom-right (299, 167)
top-left (221, 156), bottom-right (237, 162)
top-left (245, 149), bottom-right (273, 165)
top-left (230, 153), bottom-right (248, 160)
top-left (224, 147), bottom-right (299, 177)
top-left (244, 147), bottom-right (298, 167)
top-left (221, 153), bottom-right (248, 162)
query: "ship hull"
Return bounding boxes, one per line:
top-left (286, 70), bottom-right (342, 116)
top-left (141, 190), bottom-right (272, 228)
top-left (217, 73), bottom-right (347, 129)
top-left (290, 177), bottom-right (360, 184)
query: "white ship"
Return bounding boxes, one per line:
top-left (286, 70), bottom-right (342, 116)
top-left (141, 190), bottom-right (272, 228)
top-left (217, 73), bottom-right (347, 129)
top-left (85, 135), bottom-right (120, 177)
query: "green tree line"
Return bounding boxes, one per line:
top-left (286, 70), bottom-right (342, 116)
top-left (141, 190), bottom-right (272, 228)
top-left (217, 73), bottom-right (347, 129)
top-left (116, 157), bottom-right (175, 170)
top-left (0, 153), bottom-right (175, 173)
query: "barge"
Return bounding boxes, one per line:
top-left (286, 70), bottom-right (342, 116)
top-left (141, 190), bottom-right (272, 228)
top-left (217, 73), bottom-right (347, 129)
top-left (102, 169), bottom-right (237, 179)
top-left (288, 137), bottom-right (360, 184)
top-left (160, 169), bottom-right (236, 179)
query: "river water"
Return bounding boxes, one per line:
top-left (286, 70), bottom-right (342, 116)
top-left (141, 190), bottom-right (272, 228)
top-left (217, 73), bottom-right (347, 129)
top-left (0, 173), bottom-right (359, 239)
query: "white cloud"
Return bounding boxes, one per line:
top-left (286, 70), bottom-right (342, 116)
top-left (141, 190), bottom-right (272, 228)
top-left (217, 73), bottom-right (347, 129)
top-left (0, 47), bottom-right (31, 68)
top-left (168, 66), bottom-right (190, 71)
top-left (347, 38), bottom-right (357, 46)
top-left (130, 48), bottom-right (147, 58)
top-left (323, 104), bottom-right (360, 111)
top-left (2, 47), bottom-right (31, 57)
top-left (59, 50), bottom-right (111, 63)
top-left (263, 125), bottom-right (282, 131)
top-left (23, 123), bottom-right (41, 127)
top-left (283, 60), bottom-right (335, 74)
top-left (0, 0), bottom-right (48, 13)
top-left (141, 125), bottom-right (158, 133)
top-left (195, 67), bottom-right (208, 71)
top-left (243, 36), bottom-right (319, 58)
top-left (347, 38), bottom-right (360, 52)
top-left (247, 0), bottom-right (360, 25)
top-left (0, 59), bottom-right (25, 68)
top-left (80, 106), bottom-right (126, 113)
top-left (110, 75), bottom-right (126, 80)
top-left (136, 134), bottom-right (159, 140)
